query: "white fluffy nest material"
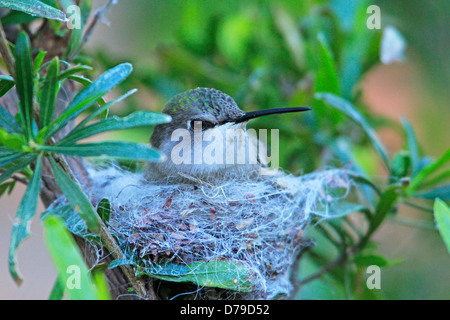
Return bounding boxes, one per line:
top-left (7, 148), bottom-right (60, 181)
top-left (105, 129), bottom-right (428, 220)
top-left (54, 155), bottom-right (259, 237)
top-left (84, 165), bottom-right (352, 299)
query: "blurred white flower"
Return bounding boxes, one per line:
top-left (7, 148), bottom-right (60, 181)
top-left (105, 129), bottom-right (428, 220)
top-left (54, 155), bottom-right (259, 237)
top-left (380, 26), bottom-right (406, 64)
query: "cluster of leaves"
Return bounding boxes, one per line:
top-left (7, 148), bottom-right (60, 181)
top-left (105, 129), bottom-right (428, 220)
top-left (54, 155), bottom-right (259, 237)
top-left (94, 0), bottom-right (450, 298)
top-left (0, 0), bottom-right (170, 299)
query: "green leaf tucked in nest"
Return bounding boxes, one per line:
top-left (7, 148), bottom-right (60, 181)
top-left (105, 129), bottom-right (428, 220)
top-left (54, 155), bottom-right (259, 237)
top-left (97, 198), bottom-right (111, 224)
top-left (111, 258), bottom-right (256, 292)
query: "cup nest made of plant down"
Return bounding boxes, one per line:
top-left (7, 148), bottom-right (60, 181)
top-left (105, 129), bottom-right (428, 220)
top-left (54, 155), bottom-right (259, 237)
top-left (46, 164), bottom-right (353, 299)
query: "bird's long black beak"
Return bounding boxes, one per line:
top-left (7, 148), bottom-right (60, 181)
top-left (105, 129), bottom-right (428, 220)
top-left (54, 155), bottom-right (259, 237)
top-left (231, 106), bottom-right (312, 124)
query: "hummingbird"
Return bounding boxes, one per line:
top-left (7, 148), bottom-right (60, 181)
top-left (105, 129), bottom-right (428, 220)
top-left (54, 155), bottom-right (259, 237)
top-left (146, 87), bottom-right (311, 183)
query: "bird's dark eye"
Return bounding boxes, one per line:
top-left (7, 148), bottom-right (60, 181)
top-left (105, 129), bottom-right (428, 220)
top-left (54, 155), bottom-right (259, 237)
top-left (190, 120), bottom-right (215, 131)
top-left (202, 121), bottom-right (215, 131)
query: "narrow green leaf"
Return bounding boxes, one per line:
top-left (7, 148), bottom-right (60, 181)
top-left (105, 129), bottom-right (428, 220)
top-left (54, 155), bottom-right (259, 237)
top-left (49, 157), bottom-right (100, 234)
top-left (0, 75), bottom-right (15, 97)
top-left (14, 32), bottom-right (34, 141)
top-left (39, 57), bottom-right (59, 128)
top-left (108, 258), bottom-right (131, 270)
top-left (316, 93), bottom-right (390, 168)
top-left (0, 0), bottom-right (67, 21)
top-left (314, 34), bottom-right (340, 95)
top-left (390, 150), bottom-right (411, 180)
top-left (0, 151), bottom-right (27, 167)
top-left (67, 74), bottom-right (91, 86)
top-left (0, 146), bottom-right (17, 155)
top-left (415, 185), bottom-right (450, 200)
top-left (96, 198), bottom-right (111, 224)
top-left (47, 18), bottom-right (65, 36)
top-left (42, 141), bottom-right (164, 162)
top-left (409, 148), bottom-right (450, 193)
top-left (91, 263), bottom-right (111, 300)
top-left (74, 89), bottom-right (137, 129)
top-left (58, 65), bottom-right (93, 80)
top-left (33, 51), bottom-right (47, 73)
top-left (65, 0), bottom-right (92, 59)
top-left (38, 58), bottom-right (70, 73)
top-left (0, 128), bottom-right (25, 151)
top-left (60, 111), bottom-right (171, 144)
top-left (66, 75), bottom-right (106, 105)
top-left (9, 154), bottom-right (42, 285)
top-left (348, 171), bottom-right (382, 196)
top-left (0, 103), bottom-right (21, 133)
top-left (327, 202), bottom-right (367, 219)
top-left (401, 117), bottom-right (420, 176)
top-left (65, 62), bottom-right (131, 110)
top-left (79, 0), bottom-right (92, 25)
top-left (370, 185), bottom-right (400, 232)
top-left (273, 6), bottom-right (305, 72)
top-left (0, 180), bottom-right (16, 197)
top-left (433, 198), bottom-right (450, 254)
top-left (419, 170), bottom-right (450, 190)
top-left (41, 63), bottom-right (133, 140)
top-left (311, 34), bottom-right (344, 131)
top-left (48, 276), bottom-right (64, 300)
top-left (354, 254), bottom-right (389, 268)
top-left (42, 215), bottom-right (104, 300)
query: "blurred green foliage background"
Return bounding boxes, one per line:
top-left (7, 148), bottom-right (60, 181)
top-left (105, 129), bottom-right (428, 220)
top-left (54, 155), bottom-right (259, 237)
top-left (79, 0), bottom-right (449, 299)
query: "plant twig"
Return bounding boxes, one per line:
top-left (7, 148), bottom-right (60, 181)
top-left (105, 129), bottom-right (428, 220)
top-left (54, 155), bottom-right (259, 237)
top-left (0, 21), bottom-right (15, 78)
top-left (289, 244), bottom-right (311, 299)
top-left (299, 249), bottom-right (348, 286)
top-left (97, 219), bottom-right (153, 299)
top-left (10, 174), bottom-right (28, 185)
top-left (0, 169), bottom-right (29, 185)
top-left (298, 228), bottom-right (370, 286)
top-left (82, 0), bottom-right (117, 44)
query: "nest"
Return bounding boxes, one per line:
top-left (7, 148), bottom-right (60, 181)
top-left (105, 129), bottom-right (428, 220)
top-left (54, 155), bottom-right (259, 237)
top-left (82, 165), bottom-right (352, 299)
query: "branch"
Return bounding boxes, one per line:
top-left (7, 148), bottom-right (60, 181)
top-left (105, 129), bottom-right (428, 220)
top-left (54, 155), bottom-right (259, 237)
top-left (296, 228), bottom-right (371, 287)
top-left (82, 0), bottom-right (118, 44)
top-left (299, 250), bottom-right (348, 286)
top-left (10, 174), bottom-right (28, 185)
top-left (289, 245), bottom-right (310, 299)
top-left (0, 21), bottom-right (15, 78)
